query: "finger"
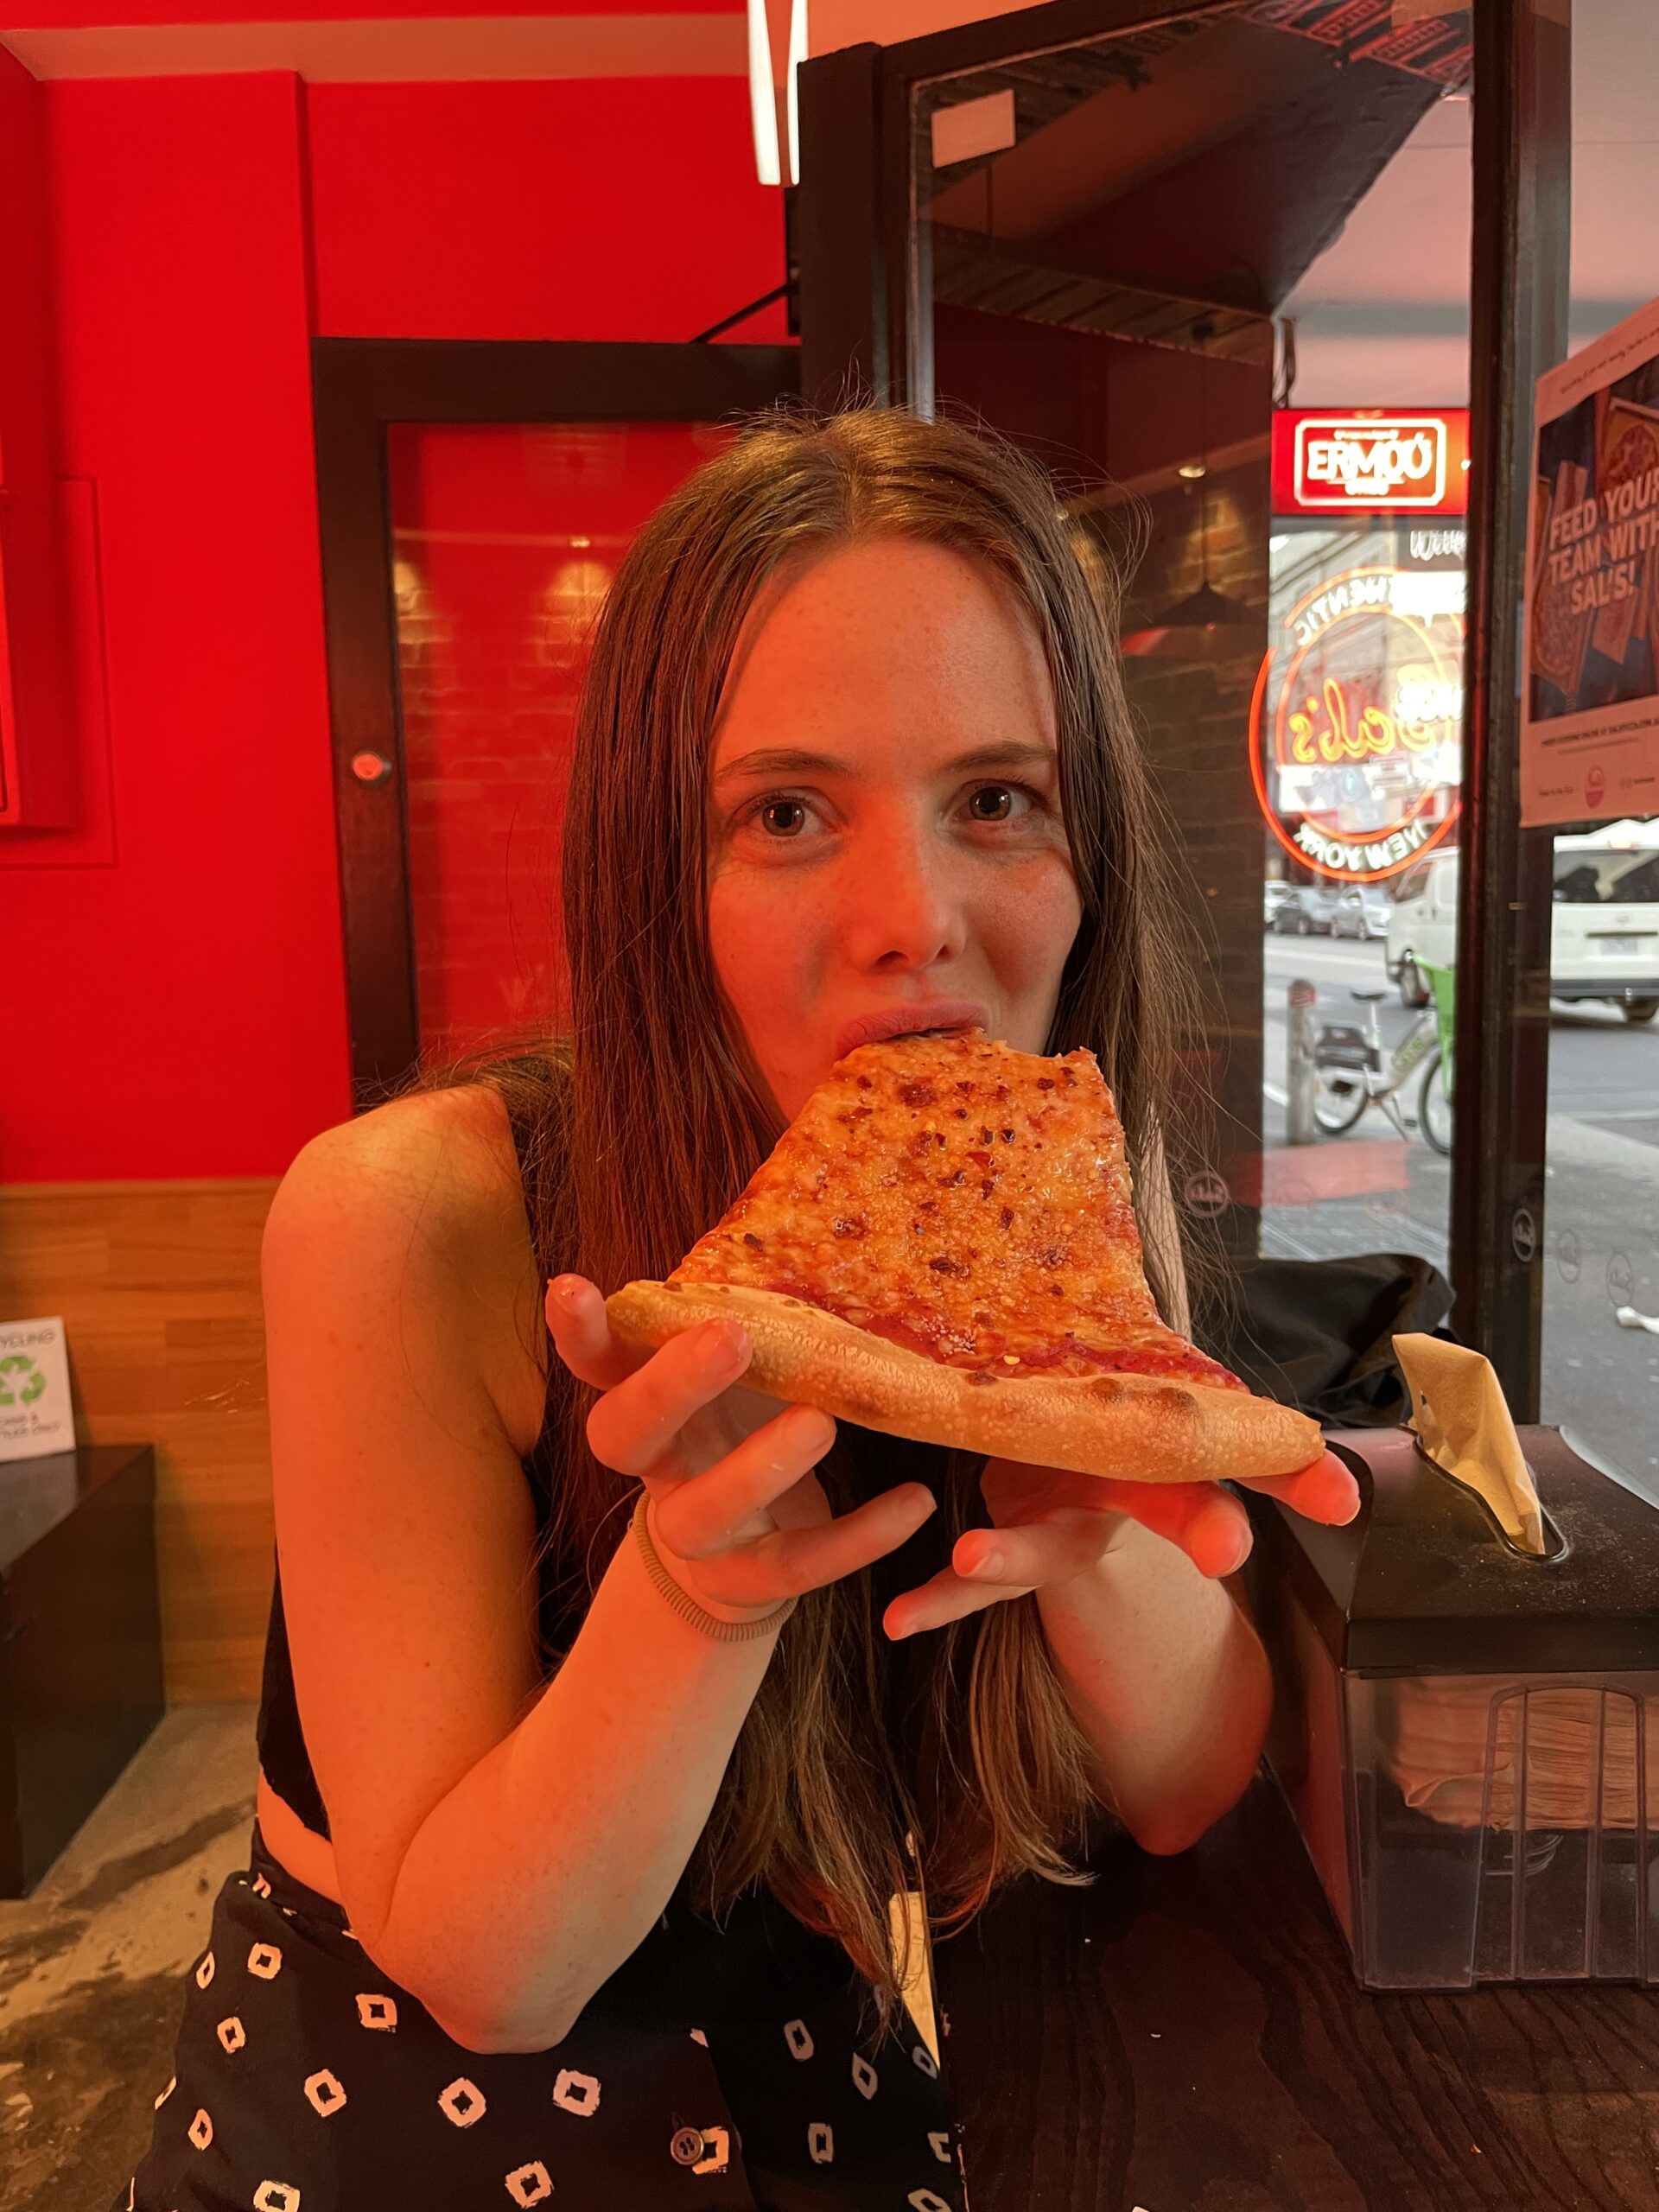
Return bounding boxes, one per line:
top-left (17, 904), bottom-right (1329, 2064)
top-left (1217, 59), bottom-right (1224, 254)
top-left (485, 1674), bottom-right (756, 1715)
top-left (687, 1484), bottom-right (939, 1610)
top-left (655, 1402), bottom-right (839, 1555)
top-left (545, 1275), bottom-right (653, 1393)
top-left (953, 1511), bottom-right (1114, 1592)
top-left (1085, 1478), bottom-right (1253, 1580)
top-left (584, 1317), bottom-right (753, 1478)
top-left (1235, 1449), bottom-right (1361, 1526)
top-left (885, 1516), bottom-right (1109, 1639)
top-left (882, 1563), bottom-right (1036, 1641)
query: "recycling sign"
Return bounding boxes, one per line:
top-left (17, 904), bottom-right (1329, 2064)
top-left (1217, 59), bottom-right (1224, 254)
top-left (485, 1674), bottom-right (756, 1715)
top-left (0, 1317), bottom-right (73, 1461)
top-left (0, 1355), bottom-right (47, 1405)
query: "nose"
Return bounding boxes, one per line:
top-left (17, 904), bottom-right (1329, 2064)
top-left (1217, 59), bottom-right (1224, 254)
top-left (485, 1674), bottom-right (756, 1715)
top-left (837, 819), bottom-right (968, 974)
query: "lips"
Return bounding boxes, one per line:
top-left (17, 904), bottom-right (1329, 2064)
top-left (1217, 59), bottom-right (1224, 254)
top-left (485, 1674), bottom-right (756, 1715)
top-left (831, 1001), bottom-right (991, 1062)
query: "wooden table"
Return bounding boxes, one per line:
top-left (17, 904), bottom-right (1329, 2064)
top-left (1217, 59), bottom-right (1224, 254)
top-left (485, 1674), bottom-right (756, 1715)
top-left (935, 1778), bottom-right (1659, 2212)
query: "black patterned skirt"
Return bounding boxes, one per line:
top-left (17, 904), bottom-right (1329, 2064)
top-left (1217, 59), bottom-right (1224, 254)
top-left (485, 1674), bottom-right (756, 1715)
top-left (117, 1824), bottom-right (968, 2212)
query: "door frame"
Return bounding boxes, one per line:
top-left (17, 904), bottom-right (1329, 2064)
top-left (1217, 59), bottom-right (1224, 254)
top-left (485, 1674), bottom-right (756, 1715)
top-left (795, 2), bottom-right (1570, 1414)
top-left (796, 0), bottom-right (1236, 414)
top-left (310, 338), bottom-right (801, 1105)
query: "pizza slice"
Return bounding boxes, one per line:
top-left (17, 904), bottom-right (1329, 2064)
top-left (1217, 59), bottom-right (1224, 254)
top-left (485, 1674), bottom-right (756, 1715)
top-left (607, 1030), bottom-right (1319, 1484)
top-left (1532, 457), bottom-right (1595, 699)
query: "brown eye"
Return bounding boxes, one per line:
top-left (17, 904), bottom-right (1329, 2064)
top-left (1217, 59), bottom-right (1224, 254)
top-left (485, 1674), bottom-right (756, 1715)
top-left (965, 779), bottom-right (1046, 827)
top-left (968, 785), bottom-right (1015, 821)
top-left (760, 798), bottom-right (809, 836)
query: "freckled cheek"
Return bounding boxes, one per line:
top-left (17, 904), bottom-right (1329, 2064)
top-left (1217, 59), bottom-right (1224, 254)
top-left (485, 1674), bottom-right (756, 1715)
top-left (707, 870), bottom-right (827, 1025)
top-left (972, 855), bottom-right (1083, 998)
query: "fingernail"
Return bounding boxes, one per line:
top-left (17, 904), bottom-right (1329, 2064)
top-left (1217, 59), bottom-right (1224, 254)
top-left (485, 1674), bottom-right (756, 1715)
top-left (969, 1547), bottom-right (1004, 1578)
top-left (701, 1320), bottom-right (747, 1363)
top-left (1216, 1530), bottom-right (1251, 1577)
top-left (549, 1275), bottom-right (585, 1311)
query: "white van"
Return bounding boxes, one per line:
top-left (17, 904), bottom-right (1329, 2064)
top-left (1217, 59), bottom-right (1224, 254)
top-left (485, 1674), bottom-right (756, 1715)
top-left (1385, 823), bottom-right (1659, 1022)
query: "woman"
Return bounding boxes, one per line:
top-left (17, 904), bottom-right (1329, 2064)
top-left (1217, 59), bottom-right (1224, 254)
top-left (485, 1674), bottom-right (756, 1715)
top-left (122, 404), bottom-right (1357, 2212)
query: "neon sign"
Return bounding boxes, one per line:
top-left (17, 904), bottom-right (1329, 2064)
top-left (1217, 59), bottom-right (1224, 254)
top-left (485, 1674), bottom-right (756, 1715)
top-left (1250, 564), bottom-right (1464, 882)
top-left (1271, 410), bottom-right (1470, 517)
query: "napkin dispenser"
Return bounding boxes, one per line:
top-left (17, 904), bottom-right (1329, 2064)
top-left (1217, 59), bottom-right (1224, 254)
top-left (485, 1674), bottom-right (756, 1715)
top-left (1241, 1424), bottom-right (1659, 1989)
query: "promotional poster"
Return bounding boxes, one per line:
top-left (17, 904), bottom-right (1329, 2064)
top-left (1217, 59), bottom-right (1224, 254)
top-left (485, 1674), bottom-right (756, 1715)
top-left (1522, 292), bottom-right (1659, 826)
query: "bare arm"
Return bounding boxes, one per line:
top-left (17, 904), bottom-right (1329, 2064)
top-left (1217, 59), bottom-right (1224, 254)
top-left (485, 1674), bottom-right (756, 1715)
top-left (1032, 1524), bottom-right (1272, 1854)
top-left (885, 1443), bottom-right (1357, 1858)
top-left (372, 1498), bottom-right (785, 2049)
top-left (264, 1091), bottom-right (931, 2053)
top-left (1026, 1145), bottom-right (1312, 1848)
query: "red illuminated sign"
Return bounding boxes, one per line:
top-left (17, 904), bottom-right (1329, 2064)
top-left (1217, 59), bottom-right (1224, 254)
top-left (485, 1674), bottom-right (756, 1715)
top-left (1272, 410), bottom-right (1470, 517)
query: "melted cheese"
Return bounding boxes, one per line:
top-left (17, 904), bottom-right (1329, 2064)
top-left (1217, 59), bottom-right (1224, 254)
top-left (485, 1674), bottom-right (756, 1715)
top-left (672, 1031), bottom-right (1241, 1389)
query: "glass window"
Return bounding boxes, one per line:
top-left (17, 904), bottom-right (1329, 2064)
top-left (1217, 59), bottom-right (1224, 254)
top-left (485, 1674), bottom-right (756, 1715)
top-left (904, 3), bottom-right (1472, 1274)
top-left (1536, 0), bottom-right (1659, 1497)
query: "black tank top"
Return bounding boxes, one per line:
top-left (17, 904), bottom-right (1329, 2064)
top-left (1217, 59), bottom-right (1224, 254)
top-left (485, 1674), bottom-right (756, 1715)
top-left (253, 1066), bottom-right (954, 2018)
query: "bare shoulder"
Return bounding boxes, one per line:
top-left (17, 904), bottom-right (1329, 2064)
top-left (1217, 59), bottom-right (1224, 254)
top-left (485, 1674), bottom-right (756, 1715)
top-left (264, 1082), bottom-right (549, 1458)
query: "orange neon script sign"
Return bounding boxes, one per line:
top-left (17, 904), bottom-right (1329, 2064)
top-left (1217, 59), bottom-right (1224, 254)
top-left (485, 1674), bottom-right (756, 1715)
top-left (1250, 565), bottom-right (1464, 882)
top-left (1287, 669), bottom-right (1456, 766)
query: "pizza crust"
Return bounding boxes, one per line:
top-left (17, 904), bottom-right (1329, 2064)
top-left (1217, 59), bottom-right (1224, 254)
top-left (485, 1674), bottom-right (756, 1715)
top-left (607, 1278), bottom-right (1322, 1484)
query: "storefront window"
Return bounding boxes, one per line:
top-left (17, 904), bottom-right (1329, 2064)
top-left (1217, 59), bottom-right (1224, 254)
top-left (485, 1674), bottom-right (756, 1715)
top-left (902, 2), bottom-right (1473, 1272)
top-left (1535, 0), bottom-right (1659, 1497)
top-left (1257, 480), bottom-right (1466, 1271)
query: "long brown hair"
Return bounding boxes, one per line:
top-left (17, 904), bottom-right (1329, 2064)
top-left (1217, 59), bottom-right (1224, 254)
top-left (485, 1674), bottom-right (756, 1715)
top-left (431, 401), bottom-right (1201, 2036)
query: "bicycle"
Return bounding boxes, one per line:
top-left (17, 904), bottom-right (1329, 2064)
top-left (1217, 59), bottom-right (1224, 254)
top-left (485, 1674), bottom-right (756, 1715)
top-left (1312, 987), bottom-right (1452, 1152)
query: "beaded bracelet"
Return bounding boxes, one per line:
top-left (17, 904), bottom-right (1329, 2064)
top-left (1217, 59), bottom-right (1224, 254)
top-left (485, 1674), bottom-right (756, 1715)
top-left (630, 1491), bottom-right (796, 1643)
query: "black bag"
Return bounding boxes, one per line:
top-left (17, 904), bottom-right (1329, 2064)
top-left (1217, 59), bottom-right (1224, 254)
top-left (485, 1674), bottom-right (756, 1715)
top-left (1196, 1251), bottom-right (1456, 1429)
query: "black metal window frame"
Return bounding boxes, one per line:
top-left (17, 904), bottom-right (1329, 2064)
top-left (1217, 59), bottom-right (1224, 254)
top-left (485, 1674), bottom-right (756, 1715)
top-left (795, 0), bottom-right (1571, 1414)
top-left (309, 337), bottom-right (802, 1105)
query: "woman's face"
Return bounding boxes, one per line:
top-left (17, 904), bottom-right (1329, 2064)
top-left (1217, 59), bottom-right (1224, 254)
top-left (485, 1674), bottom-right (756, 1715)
top-left (707, 536), bottom-right (1084, 1123)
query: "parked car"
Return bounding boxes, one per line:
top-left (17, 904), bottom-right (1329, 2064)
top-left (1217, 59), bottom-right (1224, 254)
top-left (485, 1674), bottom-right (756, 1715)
top-left (1552, 829), bottom-right (1659, 1021)
top-left (1263, 880), bottom-right (1296, 929)
top-left (1270, 885), bottom-right (1339, 935)
top-left (1332, 885), bottom-right (1392, 941)
top-left (1385, 828), bottom-right (1659, 1020)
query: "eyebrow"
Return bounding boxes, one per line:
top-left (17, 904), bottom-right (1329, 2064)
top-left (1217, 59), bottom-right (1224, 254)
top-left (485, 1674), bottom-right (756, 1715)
top-left (712, 740), bottom-right (1058, 785)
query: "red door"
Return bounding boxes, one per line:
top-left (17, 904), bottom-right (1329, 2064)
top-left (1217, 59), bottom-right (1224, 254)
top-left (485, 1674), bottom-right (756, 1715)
top-left (387, 420), bottom-right (738, 1061)
top-left (313, 340), bottom-right (800, 1096)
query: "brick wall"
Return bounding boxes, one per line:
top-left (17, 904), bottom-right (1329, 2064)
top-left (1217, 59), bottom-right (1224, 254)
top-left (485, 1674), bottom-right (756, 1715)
top-left (389, 420), bottom-right (741, 1064)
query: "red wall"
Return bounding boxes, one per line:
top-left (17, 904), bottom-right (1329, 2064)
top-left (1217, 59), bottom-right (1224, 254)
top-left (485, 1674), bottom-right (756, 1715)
top-left (1, 59), bottom-right (787, 1179)
top-left (6, 0), bottom-right (716, 18)
top-left (306, 78), bottom-right (783, 341)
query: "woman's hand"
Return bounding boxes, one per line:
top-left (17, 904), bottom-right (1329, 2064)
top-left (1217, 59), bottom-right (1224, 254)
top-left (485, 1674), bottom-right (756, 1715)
top-left (882, 1447), bottom-right (1361, 1640)
top-left (546, 1274), bottom-right (936, 1625)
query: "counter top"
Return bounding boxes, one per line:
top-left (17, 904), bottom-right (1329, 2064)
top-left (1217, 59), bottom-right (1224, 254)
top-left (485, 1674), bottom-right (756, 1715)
top-left (0, 1442), bottom-right (153, 1575)
top-left (936, 1777), bottom-right (1659, 2210)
